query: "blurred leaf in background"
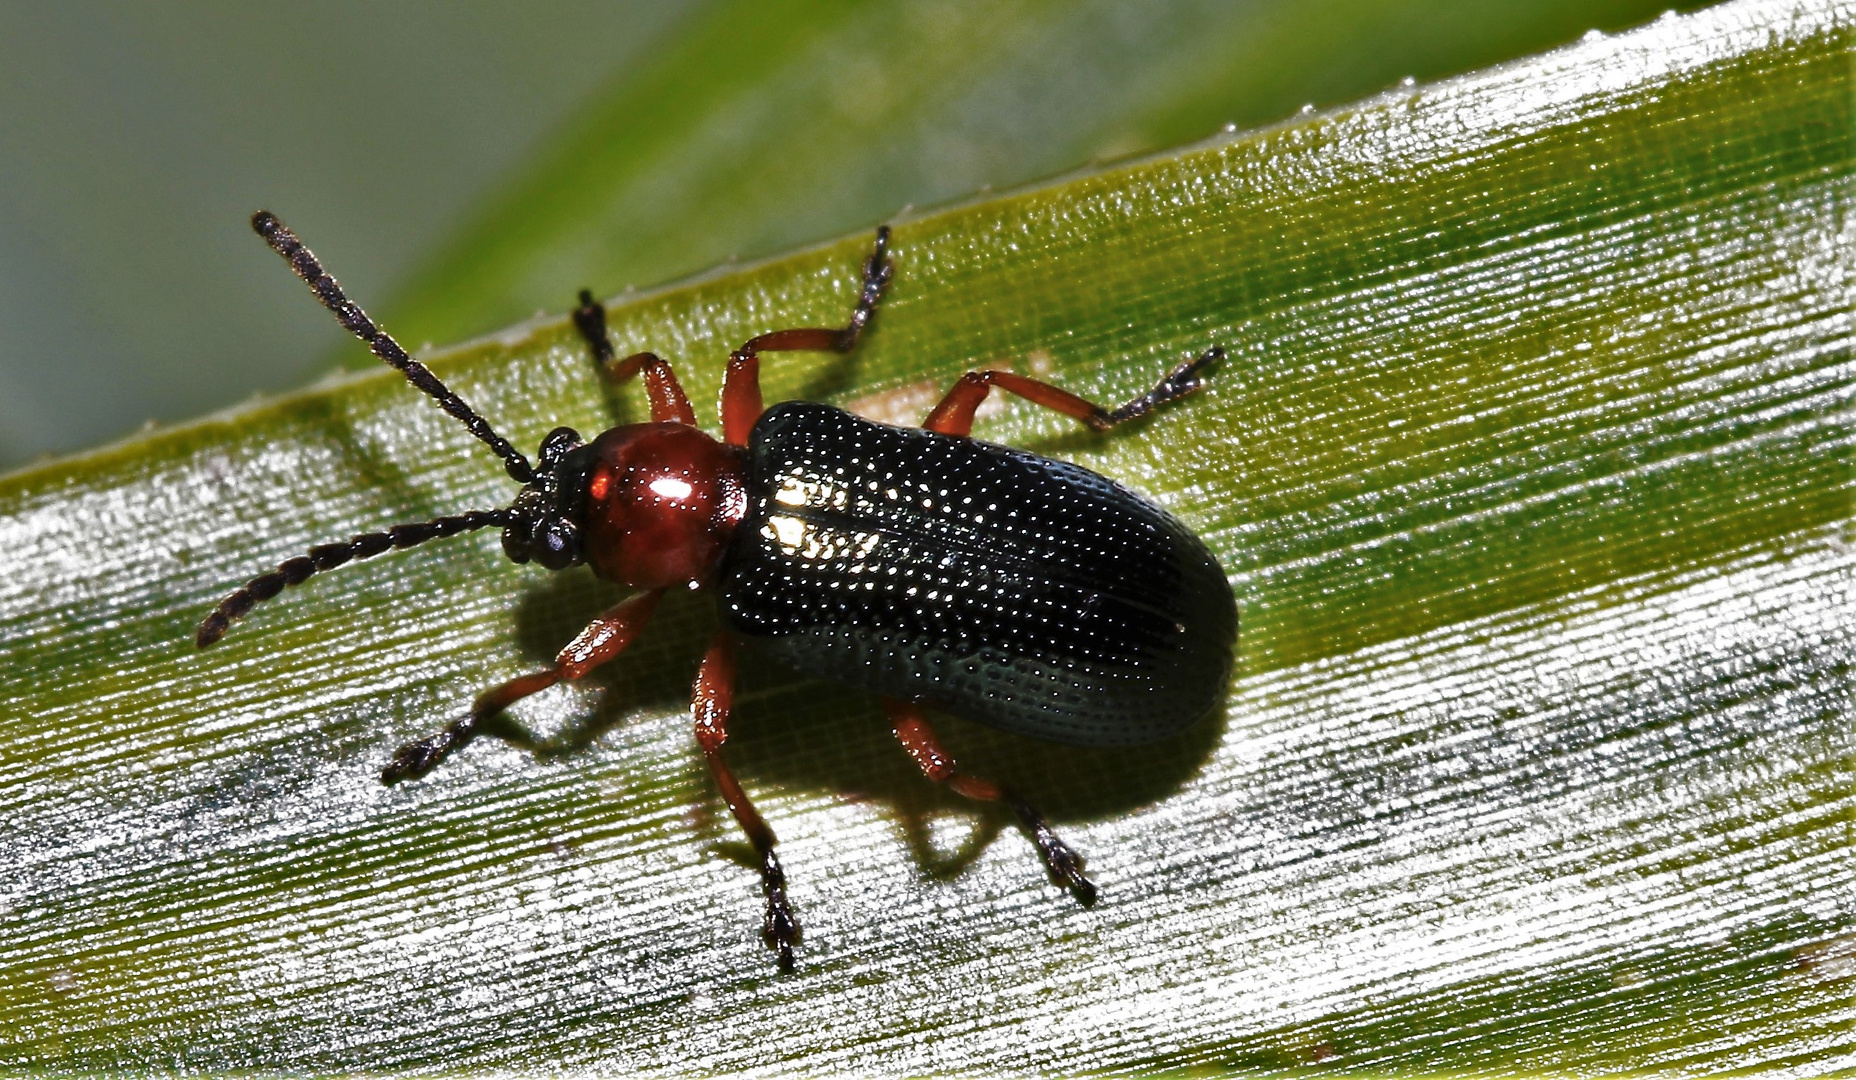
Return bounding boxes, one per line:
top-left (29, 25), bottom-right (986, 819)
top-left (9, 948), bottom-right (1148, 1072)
top-left (389, 0), bottom-right (1729, 350)
top-left (0, 1), bottom-right (694, 469)
top-left (0, 0), bottom-right (1708, 469)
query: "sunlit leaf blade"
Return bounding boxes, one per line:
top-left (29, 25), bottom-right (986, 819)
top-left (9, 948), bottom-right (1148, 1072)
top-left (1, 0), bottom-right (1850, 1073)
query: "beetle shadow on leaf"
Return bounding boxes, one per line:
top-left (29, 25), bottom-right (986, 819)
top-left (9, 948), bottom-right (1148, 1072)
top-left (478, 570), bottom-right (1226, 886)
top-left (310, 393), bottom-right (485, 527)
top-left (710, 642), bottom-right (1227, 873)
top-left (792, 347), bottom-right (870, 407)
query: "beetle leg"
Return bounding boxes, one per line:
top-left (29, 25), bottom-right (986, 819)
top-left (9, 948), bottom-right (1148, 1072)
top-left (882, 699), bottom-right (1098, 906)
top-left (922, 346), bottom-right (1224, 437)
top-left (692, 631), bottom-right (801, 972)
top-left (381, 589), bottom-right (665, 784)
top-left (738, 225), bottom-right (891, 356)
top-left (719, 226), bottom-right (893, 446)
top-left (572, 291), bottom-right (697, 425)
top-left (718, 351), bottom-right (764, 447)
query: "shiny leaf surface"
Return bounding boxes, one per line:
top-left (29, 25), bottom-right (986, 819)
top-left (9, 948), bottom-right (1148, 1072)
top-left (1, 0), bottom-right (1850, 1072)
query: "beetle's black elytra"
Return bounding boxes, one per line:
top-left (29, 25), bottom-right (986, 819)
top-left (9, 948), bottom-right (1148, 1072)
top-left (725, 402), bottom-right (1234, 746)
top-left (200, 212), bottom-right (1236, 972)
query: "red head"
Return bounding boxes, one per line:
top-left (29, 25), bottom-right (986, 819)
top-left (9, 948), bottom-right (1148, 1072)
top-left (504, 422), bottom-right (747, 588)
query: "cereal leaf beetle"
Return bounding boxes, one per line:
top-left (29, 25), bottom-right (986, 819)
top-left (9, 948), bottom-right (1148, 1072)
top-left (199, 211), bottom-right (1236, 971)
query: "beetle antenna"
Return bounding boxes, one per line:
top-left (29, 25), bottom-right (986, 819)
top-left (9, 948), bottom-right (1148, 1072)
top-left (252, 211), bottom-right (535, 484)
top-left (196, 509), bottom-right (510, 648)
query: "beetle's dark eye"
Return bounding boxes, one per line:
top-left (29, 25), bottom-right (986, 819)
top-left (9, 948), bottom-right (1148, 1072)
top-left (501, 515), bottom-right (534, 563)
top-left (532, 517), bottom-right (581, 570)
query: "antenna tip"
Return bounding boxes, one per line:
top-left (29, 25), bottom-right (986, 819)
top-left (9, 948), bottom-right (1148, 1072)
top-left (251, 210), bottom-right (279, 235)
top-left (195, 614), bottom-right (228, 649)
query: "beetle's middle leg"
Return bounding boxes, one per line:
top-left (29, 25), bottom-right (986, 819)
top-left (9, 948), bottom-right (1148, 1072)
top-left (719, 226), bottom-right (893, 445)
top-left (922, 346), bottom-right (1224, 438)
top-left (882, 699), bottom-right (1098, 906)
top-left (692, 631), bottom-right (802, 972)
top-left (381, 589), bottom-right (665, 784)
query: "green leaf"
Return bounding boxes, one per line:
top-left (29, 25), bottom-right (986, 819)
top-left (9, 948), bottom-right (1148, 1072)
top-left (382, 0), bottom-right (1723, 354)
top-left (2, 0), bottom-right (1850, 1073)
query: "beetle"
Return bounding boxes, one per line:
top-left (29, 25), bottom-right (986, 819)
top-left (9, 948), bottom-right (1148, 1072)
top-left (199, 211), bottom-right (1237, 971)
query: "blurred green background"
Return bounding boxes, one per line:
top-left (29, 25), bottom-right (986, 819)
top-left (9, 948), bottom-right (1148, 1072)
top-left (0, 0), bottom-right (1709, 471)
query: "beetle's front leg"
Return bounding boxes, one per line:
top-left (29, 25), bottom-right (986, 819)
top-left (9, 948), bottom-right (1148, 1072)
top-left (572, 291), bottom-right (697, 425)
top-left (883, 699), bottom-right (1098, 905)
top-left (692, 631), bottom-right (801, 971)
top-left (381, 589), bottom-right (665, 783)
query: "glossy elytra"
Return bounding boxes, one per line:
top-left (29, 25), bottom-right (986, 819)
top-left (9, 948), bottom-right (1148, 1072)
top-left (200, 211), bottom-right (1237, 972)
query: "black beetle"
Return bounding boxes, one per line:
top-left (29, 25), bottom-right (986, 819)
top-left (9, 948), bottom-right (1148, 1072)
top-left (199, 211), bottom-right (1236, 971)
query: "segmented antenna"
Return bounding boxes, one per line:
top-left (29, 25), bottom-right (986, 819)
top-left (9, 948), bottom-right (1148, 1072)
top-left (251, 211), bottom-right (534, 484)
top-left (196, 510), bottom-right (509, 648)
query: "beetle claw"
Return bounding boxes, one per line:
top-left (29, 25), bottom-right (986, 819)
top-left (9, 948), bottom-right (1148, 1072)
top-left (380, 739), bottom-right (441, 784)
top-left (1156, 346), bottom-right (1224, 403)
top-left (1004, 791), bottom-right (1099, 907)
top-left (760, 849), bottom-right (801, 972)
top-left (380, 721), bottom-right (472, 784)
top-left (765, 905), bottom-right (800, 973)
top-left (1038, 832), bottom-right (1099, 907)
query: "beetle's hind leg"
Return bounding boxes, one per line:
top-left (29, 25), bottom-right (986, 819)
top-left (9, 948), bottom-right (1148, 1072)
top-left (882, 699), bottom-right (1098, 906)
top-left (719, 226), bottom-right (893, 446)
top-left (693, 632), bottom-right (802, 971)
top-left (381, 589), bottom-right (665, 783)
top-left (923, 346), bottom-right (1224, 438)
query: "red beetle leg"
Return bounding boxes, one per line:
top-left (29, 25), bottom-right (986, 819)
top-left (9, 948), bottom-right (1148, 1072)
top-left (719, 227), bottom-right (893, 446)
top-left (692, 631), bottom-right (801, 971)
top-left (922, 347), bottom-right (1224, 437)
top-left (572, 291), bottom-right (697, 424)
top-left (882, 699), bottom-right (1097, 906)
top-left (380, 589), bottom-right (665, 783)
